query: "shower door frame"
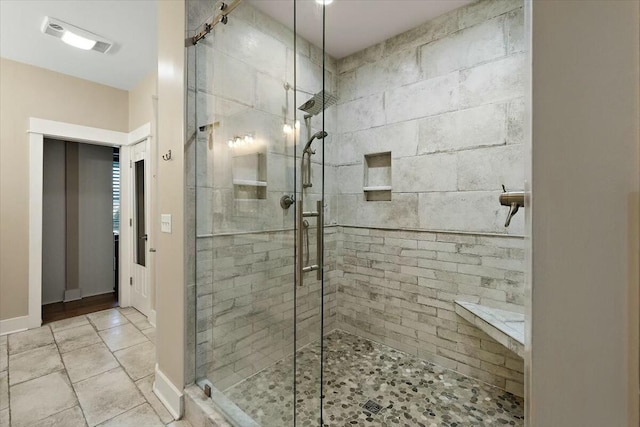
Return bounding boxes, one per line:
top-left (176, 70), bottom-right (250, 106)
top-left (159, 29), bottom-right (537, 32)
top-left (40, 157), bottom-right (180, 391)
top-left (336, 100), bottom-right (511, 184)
top-left (292, 1), bottom-right (330, 425)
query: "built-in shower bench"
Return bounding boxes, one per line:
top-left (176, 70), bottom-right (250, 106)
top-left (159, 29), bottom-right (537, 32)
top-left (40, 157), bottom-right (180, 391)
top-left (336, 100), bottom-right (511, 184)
top-left (454, 301), bottom-right (525, 359)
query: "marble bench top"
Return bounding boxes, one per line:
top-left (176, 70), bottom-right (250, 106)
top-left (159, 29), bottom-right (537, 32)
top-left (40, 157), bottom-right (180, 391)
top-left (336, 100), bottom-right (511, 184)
top-left (454, 301), bottom-right (525, 359)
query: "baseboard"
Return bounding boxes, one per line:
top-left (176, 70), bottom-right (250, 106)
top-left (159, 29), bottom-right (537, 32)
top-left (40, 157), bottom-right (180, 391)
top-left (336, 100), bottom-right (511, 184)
top-left (77, 290), bottom-right (114, 299)
top-left (64, 288), bottom-right (82, 302)
top-left (148, 309), bottom-right (156, 327)
top-left (153, 364), bottom-right (183, 419)
top-left (0, 315), bottom-right (29, 336)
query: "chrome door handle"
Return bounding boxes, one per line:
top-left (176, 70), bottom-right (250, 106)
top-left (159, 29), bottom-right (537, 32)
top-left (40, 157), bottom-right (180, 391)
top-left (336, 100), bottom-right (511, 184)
top-left (316, 200), bottom-right (323, 281)
top-left (296, 202), bottom-right (304, 287)
top-left (296, 201), bottom-right (323, 285)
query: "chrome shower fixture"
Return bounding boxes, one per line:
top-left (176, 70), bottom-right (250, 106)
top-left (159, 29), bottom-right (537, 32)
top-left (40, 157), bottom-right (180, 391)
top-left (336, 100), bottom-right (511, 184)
top-left (499, 185), bottom-right (525, 227)
top-left (298, 90), bottom-right (338, 118)
top-left (303, 131), bottom-right (328, 154)
top-left (302, 131), bottom-right (328, 188)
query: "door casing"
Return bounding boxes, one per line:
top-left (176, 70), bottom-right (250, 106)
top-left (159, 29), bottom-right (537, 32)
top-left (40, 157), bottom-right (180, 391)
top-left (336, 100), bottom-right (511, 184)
top-left (25, 118), bottom-right (153, 330)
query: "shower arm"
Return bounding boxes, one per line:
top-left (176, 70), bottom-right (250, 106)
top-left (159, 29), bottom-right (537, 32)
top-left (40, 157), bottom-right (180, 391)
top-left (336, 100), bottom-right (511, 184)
top-left (301, 130), bottom-right (327, 188)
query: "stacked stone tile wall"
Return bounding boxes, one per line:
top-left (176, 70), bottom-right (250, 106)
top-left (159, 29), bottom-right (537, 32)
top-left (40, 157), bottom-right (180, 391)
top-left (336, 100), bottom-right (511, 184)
top-left (195, 227), bottom-right (338, 391)
top-left (336, 226), bottom-right (525, 396)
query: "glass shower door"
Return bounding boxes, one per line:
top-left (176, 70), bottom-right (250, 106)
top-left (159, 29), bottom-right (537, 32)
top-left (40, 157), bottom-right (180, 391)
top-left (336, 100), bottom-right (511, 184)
top-left (292, 1), bottom-right (336, 425)
top-left (191, 1), bottom-right (300, 424)
top-left (189, 0), bottom-right (334, 424)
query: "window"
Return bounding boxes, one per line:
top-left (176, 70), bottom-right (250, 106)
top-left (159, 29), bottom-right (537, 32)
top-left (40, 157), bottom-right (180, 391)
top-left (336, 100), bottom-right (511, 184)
top-left (112, 149), bottom-right (120, 234)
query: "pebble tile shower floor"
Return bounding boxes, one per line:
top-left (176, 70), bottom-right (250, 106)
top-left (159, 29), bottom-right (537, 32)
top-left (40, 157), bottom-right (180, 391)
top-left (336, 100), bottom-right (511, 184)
top-left (225, 330), bottom-right (524, 427)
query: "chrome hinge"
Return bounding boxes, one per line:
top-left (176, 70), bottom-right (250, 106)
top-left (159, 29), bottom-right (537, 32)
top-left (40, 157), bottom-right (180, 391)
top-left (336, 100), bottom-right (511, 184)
top-left (129, 277), bottom-right (133, 286)
top-left (130, 160), bottom-right (133, 168)
top-left (129, 218), bottom-right (133, 227)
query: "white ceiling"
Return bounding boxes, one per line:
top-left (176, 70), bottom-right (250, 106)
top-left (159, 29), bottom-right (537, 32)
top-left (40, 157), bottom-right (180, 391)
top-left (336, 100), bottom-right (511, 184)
top-left (249, 0), bottom-right (475, 59)
top-left (0, 0), bottom-right (157, 90)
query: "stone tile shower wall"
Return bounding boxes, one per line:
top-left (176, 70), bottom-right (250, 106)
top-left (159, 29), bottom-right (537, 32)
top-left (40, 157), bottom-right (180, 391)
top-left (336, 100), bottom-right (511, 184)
top-left (186, 0), bottom-right (527, 401)
top-left (195, 227), bottom-right (339, 391)
top-left (331, 0), bottom-right (526, 396)
top-left (332, 0), bottom-right (525, 234)
top-left (338, 227), bottom-right (525, 396)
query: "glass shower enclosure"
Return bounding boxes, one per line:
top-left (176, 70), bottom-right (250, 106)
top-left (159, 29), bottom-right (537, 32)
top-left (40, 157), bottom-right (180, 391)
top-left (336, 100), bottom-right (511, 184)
top-left (187, 0), bottom-right (528, 426)
top-left (188, 0), bottom-right (333, 424)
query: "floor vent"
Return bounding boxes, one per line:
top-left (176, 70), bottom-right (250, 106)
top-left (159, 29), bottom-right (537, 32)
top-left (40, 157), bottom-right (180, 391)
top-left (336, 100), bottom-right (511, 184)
top-left (362, 400), bottom-right (383, 414)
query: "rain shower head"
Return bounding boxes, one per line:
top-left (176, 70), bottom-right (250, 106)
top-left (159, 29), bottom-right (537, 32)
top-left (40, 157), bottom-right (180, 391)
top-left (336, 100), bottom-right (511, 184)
top-left (298, 90), bottom-right (338, 117)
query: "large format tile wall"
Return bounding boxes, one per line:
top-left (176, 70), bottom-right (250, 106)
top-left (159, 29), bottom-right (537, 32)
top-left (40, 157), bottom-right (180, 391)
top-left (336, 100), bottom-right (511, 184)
top-left (331, 0), bottom-right (527, 396)
top-left (332, 0), bottom-right (525, 235)
top-left (186, 0), bottom-right (339, 391)
top-left (188, 1), bottom-right (338, 237)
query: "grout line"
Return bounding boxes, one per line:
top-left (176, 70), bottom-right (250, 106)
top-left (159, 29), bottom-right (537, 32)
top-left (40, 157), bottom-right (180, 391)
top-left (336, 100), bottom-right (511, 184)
top-left (5, 348), bottom-right (64, 387)
top-left (91, 309), bottom-right (168, 425)
top-left (94, 402), bottom-right (149, 427)
top-left (133, 373), bottom-right (175, 425)
top-left (50, 322), bottom-right (89, 426)
top-left (80, 309), bottom-right (152, 426)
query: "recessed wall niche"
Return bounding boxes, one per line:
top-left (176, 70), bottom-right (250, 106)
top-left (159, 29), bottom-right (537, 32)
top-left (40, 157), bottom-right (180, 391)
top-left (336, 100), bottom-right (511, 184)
top-left (363, 152), bottom-right (391, 201)
top-left (232, 151), bottom-right (267, 200)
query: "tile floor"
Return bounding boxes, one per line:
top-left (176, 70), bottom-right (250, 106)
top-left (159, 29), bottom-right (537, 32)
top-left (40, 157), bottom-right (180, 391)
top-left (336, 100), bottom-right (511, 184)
top-left (225, 330), bottom-right (525, 427)
top-left (0, 308), bottom-right (190, 427)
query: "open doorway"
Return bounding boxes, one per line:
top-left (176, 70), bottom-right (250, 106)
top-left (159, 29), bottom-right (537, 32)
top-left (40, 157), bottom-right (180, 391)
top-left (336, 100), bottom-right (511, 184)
top-left (41, 139), bottom-right (120, 323)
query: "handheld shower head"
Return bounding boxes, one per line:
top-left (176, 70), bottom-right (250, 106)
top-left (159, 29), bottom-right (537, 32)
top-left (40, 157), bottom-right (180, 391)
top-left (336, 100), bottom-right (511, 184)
top-left (303, 131), bottom-right (328, 153)
top-left (314, 130), bottom-right (328, 140)
top-left (301, 130), bottom-right (329, 188)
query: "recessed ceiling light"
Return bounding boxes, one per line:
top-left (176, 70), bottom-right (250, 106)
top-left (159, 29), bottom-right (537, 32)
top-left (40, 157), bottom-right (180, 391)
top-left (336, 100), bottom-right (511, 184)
top-left (41, 17), bottom-right (113, 53)
top-left (315, 0), bottom-right (334, 5)
top-left (61, 31), bottom-right (96, 50)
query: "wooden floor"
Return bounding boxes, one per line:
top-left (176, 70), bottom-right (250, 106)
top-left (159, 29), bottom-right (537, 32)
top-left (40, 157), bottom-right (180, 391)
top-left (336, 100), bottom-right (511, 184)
top-left (42, 293), bottom-right (118, 324)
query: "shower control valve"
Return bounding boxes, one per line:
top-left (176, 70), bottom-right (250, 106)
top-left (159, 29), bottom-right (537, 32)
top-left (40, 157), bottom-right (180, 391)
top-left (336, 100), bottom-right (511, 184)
top-left (280, 194), bottom-right (295, 210)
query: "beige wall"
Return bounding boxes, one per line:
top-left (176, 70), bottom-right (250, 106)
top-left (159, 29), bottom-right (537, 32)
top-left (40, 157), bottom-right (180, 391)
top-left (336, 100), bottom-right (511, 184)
top-left (0, 58), bottom-right (129, 321)
top-left (529, 1), bottom-right (639, 425)
top-left (155, 0), bottom-right (186, 391)
top-left (129, 71), bottom-right (158, 132)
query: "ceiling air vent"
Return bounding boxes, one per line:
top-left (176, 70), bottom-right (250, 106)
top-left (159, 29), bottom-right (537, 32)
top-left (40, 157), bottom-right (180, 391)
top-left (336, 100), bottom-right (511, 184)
top-left (41, 17), bottom-right (113, 53)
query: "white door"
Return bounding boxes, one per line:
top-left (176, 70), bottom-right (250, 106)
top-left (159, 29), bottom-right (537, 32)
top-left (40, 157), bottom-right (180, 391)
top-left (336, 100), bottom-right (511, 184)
top-left (131, 139), bottom-right (150, 316)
